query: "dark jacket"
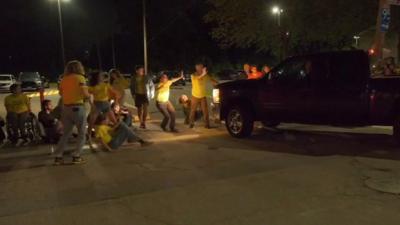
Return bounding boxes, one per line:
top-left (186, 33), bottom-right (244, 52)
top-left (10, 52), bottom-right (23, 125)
top-left (130, 75), bottom-right (155, 99)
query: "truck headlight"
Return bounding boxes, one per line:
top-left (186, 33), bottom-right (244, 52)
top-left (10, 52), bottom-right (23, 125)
top-left (212, 88), bottom-right (220, 104)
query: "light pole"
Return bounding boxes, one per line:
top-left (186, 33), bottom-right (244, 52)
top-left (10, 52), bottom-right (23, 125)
top-left (143, 0), bottom-right (149, 75)
top-left (272, 6), bottom-right (284, 61)
top-left (51, 0), bottom-right (69, 66)
top-left (353, 35), bottom-right (361, 48)
top-left (271, 6), bottom-right (283, 27)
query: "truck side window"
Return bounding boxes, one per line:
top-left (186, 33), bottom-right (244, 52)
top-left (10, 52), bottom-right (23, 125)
top-left (271, 58), bottom-right (310, 87)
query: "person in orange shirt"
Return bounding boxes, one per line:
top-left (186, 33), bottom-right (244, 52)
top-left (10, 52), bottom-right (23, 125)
top-left (55, 60), bottom-right (91, 165)
top-left (243, 63), bottom-right (251, 78)
top-left (248, 65), bottom-right (263, 79)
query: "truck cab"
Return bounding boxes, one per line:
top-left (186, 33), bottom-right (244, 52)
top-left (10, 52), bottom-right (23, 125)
top-left (215, 50), bottom-right (400, 139)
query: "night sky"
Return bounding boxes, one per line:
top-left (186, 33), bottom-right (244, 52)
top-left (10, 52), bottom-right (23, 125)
top-left (1, 0), bottom-right (229, 78)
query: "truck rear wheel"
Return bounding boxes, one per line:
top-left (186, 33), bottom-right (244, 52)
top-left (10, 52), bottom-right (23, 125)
top-left (226, 105), bottom-right (254, 138)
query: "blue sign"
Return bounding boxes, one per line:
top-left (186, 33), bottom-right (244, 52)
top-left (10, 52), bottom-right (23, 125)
top-left (381, 8), bottom-right (391, 32)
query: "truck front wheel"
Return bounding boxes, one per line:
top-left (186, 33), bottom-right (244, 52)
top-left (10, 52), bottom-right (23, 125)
top-left (226, 105), bottom-right (254, 138)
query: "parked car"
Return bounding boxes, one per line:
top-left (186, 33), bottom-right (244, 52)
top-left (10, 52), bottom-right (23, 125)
top-left (18, 72), bottom-right (43, 91)
top-left (0, 74), bottom-right (17, 92)
top-left (42, 76), bottom-right (50, 88)
top-left (213, 50), bottom-right (400, 140)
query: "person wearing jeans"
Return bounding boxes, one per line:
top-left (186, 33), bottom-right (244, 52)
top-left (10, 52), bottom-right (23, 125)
top-left (95, 114), bottom-right (151, 151)
top-left (54, 60), bottom-right (91, 166)
top-left (189, 62), bottom-right (218, 129)
top-left (155, 73), bottom-right (183, 132)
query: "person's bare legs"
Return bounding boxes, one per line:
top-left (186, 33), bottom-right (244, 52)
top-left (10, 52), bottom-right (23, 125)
top-left (88, 109), bottom-right (99, 151)
top-left (142, 103), bottom-right (148, 128)
top-left (189, 97), bottom-right (200, 128)
top-left (200, 97), bottom-right (210, 128)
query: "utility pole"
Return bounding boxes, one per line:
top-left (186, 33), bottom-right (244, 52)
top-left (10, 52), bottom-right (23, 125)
top-left (57, 0), bottom-right (66, 66)
top-left (143, 0), bottom-right (149, 75)
top-left (111, 33), bottom-right (117, 68)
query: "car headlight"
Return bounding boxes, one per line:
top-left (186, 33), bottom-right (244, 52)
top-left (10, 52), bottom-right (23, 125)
top-left (212, 88), bottom-right (220, 104)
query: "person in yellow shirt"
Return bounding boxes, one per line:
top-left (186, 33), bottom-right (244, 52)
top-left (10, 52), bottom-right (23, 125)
top-left (189, 62), bottom-right (218, 129)
top-left (54, 60), bottom-right (91, 166)
top-left (109, 69), bottom-right (129, 106)
top-left (4, 84), bottom-right (31, 145)
top-left (94, 114), bottom-right (152, 151)
top-left (88, 71), bottom-right (119, 147)
top-left (155, 73), bottom-right (184, 132)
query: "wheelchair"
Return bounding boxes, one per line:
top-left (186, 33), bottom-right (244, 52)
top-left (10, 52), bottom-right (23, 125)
top-left (6, 112), bottom-right (43, 144)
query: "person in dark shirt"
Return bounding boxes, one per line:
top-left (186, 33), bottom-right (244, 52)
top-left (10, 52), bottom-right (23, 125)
top-left (38, 99), bottom-right (62, 143)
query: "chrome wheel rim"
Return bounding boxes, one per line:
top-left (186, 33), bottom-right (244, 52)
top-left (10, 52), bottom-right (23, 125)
top-left (228, 109), bottom-right (243, 135)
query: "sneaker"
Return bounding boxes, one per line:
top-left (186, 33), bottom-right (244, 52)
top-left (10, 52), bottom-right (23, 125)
top-left (72, 157), bottom-right (87, 165)
top-left (53, 157), bottom-right (64, 166)
top-left (15, 139), bottom-right (24, 147)
top-left (140, 140), bottom-right (154, 147)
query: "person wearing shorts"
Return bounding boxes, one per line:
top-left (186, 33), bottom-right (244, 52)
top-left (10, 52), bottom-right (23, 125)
top-left (130, 65), bottom-right (154, 129)
top-left (88, 71), bottom-right (119, 147)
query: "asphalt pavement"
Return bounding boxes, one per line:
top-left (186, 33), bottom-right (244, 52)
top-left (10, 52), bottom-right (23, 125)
top-left (1, 84), bottom-right (400, 224)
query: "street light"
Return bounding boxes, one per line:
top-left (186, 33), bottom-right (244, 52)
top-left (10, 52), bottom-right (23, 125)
top-left (353, 35), bottom-right (361, 48)
top-left (271, 6), bottom-right (285, 61)
top-left (271, 6), bottom-right (283, 26)
top-left (50, 0), bottom-right (69, 66)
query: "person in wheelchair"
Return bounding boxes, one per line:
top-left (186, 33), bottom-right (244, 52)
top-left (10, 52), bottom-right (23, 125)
top-left (38, 99), bottom-right (62, 144)
top-left (4, 84), bottom-right (31, 146)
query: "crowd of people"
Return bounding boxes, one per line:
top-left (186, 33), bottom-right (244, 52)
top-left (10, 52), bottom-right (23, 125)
top-left (0, 59), bottom-right (222, 166)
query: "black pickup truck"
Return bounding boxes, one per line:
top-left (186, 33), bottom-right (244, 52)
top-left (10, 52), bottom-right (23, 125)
top-left (213, 50), bottom-right (400, 139)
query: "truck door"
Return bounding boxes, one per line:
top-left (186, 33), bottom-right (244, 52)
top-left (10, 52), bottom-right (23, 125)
top-left (260, 57), bottom-right (313, 122)
top-left (322, 53), bottom-right (369, 124)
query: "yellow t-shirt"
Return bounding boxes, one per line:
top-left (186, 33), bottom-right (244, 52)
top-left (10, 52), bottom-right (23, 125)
top-left (95, 125), bottom-right (113, 144)
top-left (89, 83), bottom-right (112, 102)
top-left (156, 81), bottom-right (173, 103)
top-left (4, 94), bottom-right (29, 113)
top-left (191, 74), bottom-right (209, 98)
top-left (60, 74), bottom-right (87, 105)
top-left (113, 77), bottom-right (130, 93)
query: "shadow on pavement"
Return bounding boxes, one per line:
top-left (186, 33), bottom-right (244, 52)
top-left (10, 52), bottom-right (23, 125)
top-left (196, 125), bottom-right (400, 161)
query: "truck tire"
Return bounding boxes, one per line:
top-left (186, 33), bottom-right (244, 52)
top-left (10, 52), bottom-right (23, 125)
top-left (225, 105), bottom-right (254, 138)
top-left (393, 115), bottom-right (400, 144)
